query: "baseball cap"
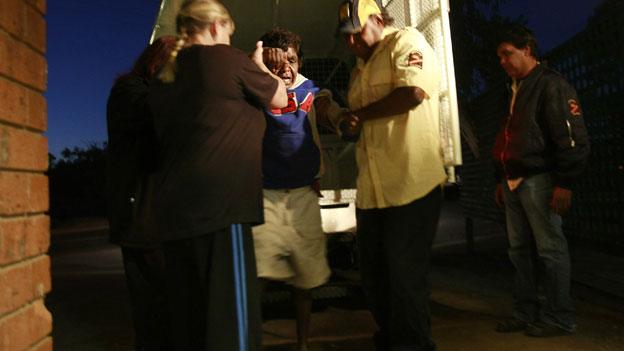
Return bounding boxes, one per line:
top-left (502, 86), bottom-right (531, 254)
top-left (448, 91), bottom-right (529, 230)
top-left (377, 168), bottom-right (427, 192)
top-left (337, 0), bottom-right (383, 34)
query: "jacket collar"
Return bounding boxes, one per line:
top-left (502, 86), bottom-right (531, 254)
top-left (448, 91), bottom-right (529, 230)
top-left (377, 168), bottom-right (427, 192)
top-left (508, 62), bottom-right (544, 91)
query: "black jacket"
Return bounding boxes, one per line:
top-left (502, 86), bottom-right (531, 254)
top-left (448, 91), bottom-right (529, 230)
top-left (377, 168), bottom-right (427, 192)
top-left (106, 76), bottom-right (160, 248)
top-left (492, 64), bottom-right (590, 189)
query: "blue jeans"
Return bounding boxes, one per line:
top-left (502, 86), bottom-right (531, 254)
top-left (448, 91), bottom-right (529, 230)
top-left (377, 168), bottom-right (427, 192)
top-left (503, 173), bottom-right (575, 331)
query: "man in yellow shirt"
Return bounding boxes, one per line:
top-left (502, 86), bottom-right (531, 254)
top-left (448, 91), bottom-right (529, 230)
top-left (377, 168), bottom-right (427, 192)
top-left (334, 1), bottom-right (447, 350)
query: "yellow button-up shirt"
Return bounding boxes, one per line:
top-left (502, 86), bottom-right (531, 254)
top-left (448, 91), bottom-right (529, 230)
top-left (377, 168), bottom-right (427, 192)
top-left (348, 27), bottom-right (447, 209)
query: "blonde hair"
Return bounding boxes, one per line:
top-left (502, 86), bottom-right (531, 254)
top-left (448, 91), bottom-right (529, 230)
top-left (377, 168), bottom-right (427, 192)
top-left (159, 0), bottom-right (235, 82)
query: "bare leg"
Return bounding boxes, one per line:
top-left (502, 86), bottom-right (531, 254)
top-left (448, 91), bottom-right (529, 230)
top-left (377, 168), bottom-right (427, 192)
top-left (293, 288), bottom-right (311, 351)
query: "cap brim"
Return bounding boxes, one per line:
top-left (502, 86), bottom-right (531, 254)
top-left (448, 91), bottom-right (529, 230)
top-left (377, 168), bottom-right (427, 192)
top-left (337, 20), bottom-right (360, 35)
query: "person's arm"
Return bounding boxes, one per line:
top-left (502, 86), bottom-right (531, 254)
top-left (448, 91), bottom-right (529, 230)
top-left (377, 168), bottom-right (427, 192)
top-left (250, 41), bottom-right (287, 108)
top-left (314, 89), bottom-right (348, 133)
top-left (542, 76), bottom-right (590, 214)
top-left (351, 86), bottom-right (428, 121)
top-left (106, 78), bottom-right (152, 134)
top-left (339, 86), bottom-right (429, 135)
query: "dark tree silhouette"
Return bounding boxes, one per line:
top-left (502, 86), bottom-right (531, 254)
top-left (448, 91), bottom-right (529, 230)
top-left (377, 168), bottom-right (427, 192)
top-left (48, 143), bottom-right (108, 221)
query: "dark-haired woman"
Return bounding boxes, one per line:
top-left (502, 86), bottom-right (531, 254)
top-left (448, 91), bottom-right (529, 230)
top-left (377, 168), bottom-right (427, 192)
top-left (106, 36), bottom-right (176, 351)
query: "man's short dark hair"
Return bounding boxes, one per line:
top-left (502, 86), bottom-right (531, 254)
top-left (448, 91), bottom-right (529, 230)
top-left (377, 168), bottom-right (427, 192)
top-left (499, 25), bottom-right (539, 59)
top-left (260, 27), bottom-right (303, 60)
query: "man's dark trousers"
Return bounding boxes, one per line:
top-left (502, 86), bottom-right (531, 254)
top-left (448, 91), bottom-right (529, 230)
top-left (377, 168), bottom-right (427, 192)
top-left (357, 187), bottom-right (442, 351)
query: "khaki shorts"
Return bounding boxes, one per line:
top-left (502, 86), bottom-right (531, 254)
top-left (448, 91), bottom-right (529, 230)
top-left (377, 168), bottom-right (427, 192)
top-left (252, 186), bottom-right (330, 289)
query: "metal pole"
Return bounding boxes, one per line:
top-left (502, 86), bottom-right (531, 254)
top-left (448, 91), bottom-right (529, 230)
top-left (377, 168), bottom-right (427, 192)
top-left (150, 0), bottom-right (168, 44)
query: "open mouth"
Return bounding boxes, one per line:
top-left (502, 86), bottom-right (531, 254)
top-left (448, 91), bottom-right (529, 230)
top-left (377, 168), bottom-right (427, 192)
top-left (281, 75), bottom-right (293, 85)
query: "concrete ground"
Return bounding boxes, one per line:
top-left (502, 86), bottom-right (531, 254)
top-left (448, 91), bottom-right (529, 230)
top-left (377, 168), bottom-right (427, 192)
top-left (47, 201), bottom-right (624, 351)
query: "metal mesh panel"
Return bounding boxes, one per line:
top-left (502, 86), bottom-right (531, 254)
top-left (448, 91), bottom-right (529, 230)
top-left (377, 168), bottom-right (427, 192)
top-left (400, 0), bottom-right (461, 171)
top-left (410, 0), bottom-right (439, 21)
top-left (543, 4), bottom-right (624, 248)
top-left (300, 58), bottom-right (350, 103)
top-left (384, 0), bottom-right (408, 28)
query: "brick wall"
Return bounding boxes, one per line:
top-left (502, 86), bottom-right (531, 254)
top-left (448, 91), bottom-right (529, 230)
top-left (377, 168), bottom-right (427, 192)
top-left (0, 1), bottom-right (52, 350)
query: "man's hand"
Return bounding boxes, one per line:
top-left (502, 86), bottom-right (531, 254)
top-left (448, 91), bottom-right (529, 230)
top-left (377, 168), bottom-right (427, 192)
top-left (494, 183), bottom-right (504, 208)
top-left (262, 47), bottom-right (288, 72)
top-left (551, 186), bottom-right (572, 215)
top-left (337, 111), bottom-right (361, 142)
top-left (340, 111), bottom-right (361, 133)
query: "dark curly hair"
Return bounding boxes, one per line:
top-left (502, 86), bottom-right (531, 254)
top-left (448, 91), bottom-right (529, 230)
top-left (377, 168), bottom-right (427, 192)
top-left (498, 24), bottom-right (539, 59)
top-left (259, 27), bottom-right (303, 60)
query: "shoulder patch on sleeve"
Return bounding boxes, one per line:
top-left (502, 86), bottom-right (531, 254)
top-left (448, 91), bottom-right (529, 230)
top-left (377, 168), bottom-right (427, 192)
top-left (407, 51), bottom-right (423, 69)
top-left (568, 99), bottom-right (582, 116)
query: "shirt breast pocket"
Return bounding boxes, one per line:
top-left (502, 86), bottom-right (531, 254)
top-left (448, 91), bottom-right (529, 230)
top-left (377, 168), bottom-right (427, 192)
top-left (368, 71), bottom-right (393, 100)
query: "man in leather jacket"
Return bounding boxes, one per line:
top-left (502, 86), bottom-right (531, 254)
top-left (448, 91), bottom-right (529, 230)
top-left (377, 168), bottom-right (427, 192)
top-left (492, 25), bottom-right (590, 337)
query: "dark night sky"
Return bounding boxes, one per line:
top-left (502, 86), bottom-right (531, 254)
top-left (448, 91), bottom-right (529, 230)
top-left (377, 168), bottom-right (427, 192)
top-left (45, 0), bottom-right (606, 156)
top-left (499, 0), bottom-right (605, 53)
top-left (46, 0), bottom-right (160, 156)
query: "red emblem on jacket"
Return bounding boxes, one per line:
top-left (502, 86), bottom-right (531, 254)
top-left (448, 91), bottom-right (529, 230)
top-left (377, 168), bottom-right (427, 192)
top-left (568, 99), bottom-right (582, 116)
top-left (407, 51), bottom-right (423, 69)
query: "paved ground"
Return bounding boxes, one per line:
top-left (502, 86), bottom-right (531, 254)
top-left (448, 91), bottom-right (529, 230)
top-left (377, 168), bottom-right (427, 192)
top-left (47, 201), bottom-right (624, 350)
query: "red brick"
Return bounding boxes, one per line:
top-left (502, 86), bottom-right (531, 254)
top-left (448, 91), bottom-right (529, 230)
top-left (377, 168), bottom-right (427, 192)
top-left (0, 0), bottom-right (46, 52)
top-left (29, 174), bottom-right (49, 213)
top-left (0, 172), bottom-right (48, 215)
top-left (0, 300), bottom-right (51, 351)
top-left (31, 255), bottom-right (51, 297)
top-left (30, 336), bottom-right (52, 351)
top-left (27, 89), bottom-right (46, 131)
top-left (27, 216), bottom-right (50, 259)
top-left (24, 4), bottom-right (46, 53)
top-left (0, 263), bottom-right (31, 315)
top-left (0, 308), bottom-right (30, 351)
top-left (0, 0), bottom-right (25, 38)
top-left (0, 256), bottom-right (50, 315)
top-left (0, 171), bottom-right (28, 215)
top-left (0, 78), bottom-right (28, 126)
top-left (0, 126), bottom-right (48, 171)
top-left (0, 31), bottom-right (47, 91)
top-left (0, 216), bottom-right (50, 265)
top-left (0, 78), bottom-right (47, 131)
top-left (30, 301), bottom-right (52, 345)
top-left (25, 0), bottom-right (46, 15)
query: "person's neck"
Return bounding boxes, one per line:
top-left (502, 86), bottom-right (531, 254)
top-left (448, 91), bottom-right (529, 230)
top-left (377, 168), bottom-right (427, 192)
top-left (518, 60), bottom-right (539, 80)
top-left (361, 42), bottom-right (379, 62)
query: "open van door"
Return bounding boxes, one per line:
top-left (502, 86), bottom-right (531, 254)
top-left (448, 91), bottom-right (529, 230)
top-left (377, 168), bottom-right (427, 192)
top-left (383, 0), bottom-right (462, 181)
top-left (150, 0), bottom-right (461, 236)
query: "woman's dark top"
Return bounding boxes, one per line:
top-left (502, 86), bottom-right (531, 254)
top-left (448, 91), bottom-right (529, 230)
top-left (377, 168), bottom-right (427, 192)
top-left (148, 44), bottom-right (278, 241)
top-left (106, 75), bottom-right (160, 248)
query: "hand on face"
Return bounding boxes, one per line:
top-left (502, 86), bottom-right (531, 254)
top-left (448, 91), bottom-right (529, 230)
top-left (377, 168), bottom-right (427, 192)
top-left (262, 47), bottom-right (288, 72)
top-left (263, 47), bottom-right (299, 88)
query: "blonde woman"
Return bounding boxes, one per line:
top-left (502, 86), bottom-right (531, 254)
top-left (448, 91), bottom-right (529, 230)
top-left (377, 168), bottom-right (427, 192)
top-left (148, 1), bottom-right (287, 350)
